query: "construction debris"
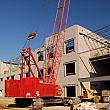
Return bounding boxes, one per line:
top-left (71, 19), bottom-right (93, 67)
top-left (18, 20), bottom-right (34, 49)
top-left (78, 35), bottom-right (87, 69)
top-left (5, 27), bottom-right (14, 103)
top-left (74, 102), bottom-right (98, 110)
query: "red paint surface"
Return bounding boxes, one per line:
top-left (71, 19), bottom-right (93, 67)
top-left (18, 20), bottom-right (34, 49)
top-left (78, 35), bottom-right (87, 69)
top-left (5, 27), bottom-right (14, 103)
top-left (5, 77), bottom-right (62, 98)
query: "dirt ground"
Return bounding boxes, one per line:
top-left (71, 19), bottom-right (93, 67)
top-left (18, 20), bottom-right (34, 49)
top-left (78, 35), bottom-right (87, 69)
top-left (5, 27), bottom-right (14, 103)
top-left (0, 98), bottom-right (109, 110)
top-left (0, 98), bottom-right (71, 110)
top-left (0, 98), bottom-right (31, 110)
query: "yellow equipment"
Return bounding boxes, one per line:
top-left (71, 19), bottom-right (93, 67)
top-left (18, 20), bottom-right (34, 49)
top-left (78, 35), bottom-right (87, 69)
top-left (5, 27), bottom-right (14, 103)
top-left (83, 89), bottom-right (101, 102)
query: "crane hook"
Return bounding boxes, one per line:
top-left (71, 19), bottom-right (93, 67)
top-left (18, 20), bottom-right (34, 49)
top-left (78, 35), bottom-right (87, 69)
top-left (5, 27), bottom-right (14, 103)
top-left (27, 32), bottom-right (38, 40)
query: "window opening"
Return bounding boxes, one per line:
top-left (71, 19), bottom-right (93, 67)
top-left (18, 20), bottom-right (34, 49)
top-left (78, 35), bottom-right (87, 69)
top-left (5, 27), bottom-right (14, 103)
top-left (65, 62), bottom-right (75, 76)
top-left (65, 39), bottom-right (74, 54)
top-left (66, 86), bottom-right (76, 97)
top-left (26, 73), bottom-right (29, 77)
top-left (7, 77), bottom-right (9, 80)
top-left (0, 78), bottom-right (3, 81)
top-left (11, 76), bottom-right (14, 80)
top-left (38, 51), bottom-right (44, 61)
top-left (38, 69), bottom-right (44, 78)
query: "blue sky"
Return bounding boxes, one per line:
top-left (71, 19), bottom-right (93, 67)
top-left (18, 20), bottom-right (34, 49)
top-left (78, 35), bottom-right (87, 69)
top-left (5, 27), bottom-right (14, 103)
top-left (0, 0), bottom-right (109, 61)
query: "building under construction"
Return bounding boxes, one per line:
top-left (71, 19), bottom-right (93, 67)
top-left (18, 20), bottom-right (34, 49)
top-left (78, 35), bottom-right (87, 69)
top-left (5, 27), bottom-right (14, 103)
top-left (0, 24), bottom-right (110, 98)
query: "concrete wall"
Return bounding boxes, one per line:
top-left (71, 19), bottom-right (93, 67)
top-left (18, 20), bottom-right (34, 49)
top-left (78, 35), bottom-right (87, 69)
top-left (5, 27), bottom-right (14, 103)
top-left (58, 25), bottom-right (79, 97)
top-left (0, 61), bottom-right (19, 97)
top-left (77, 25), bottom-right (91, 95)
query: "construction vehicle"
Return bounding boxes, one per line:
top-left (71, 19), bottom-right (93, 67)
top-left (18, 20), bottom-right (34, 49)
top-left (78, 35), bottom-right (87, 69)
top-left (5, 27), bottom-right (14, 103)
top-left (5, 0), bottom-right (74, 109)
top-left (83, 89), bottom-right (102, 102)
top-left (83, 89), bottom-right (102, 103)
top-left (83, 89), bottom-right (96, 101)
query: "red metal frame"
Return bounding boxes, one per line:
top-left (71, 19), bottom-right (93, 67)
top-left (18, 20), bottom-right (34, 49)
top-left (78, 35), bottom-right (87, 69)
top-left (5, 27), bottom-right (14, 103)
top-left (45, 0), bottom-right (70, 84)
top-left (5, 0), bottom-right (70, 98)
top-left (21, 48), bottom-right (44, 82)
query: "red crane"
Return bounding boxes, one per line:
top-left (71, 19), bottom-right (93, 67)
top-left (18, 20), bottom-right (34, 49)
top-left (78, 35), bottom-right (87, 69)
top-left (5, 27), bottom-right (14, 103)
top-left (5, 0), bottom-right (70, 106)
top-left (45, 0), bottom-right (70, 84)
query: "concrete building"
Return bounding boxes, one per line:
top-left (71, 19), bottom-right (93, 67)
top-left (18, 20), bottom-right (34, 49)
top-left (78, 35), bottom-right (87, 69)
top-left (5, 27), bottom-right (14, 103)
top-left (0, 61), bottom-right (19, 97)
top-left (0, 24), bottom-right (110, 98)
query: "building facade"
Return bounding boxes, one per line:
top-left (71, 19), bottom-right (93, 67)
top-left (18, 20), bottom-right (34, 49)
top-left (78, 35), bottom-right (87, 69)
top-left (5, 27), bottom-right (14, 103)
top-left (1, 24), bottom-right (110, 98)
top-left (0, 61), bottom-right (19, 97)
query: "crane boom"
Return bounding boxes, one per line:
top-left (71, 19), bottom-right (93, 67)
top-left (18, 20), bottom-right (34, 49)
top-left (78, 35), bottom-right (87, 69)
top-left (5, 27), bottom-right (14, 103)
top-left (45, 0), bottom-right (70, 84)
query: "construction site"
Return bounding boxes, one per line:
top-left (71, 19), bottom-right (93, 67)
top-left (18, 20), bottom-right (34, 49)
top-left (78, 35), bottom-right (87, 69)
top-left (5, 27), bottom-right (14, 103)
top-left (0, 0), bottom-right (110, 110)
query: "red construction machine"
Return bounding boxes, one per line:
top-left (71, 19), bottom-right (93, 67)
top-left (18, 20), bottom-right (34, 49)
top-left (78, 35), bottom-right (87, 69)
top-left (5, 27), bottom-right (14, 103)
top-left (5, 0), bottom-right (71, 108)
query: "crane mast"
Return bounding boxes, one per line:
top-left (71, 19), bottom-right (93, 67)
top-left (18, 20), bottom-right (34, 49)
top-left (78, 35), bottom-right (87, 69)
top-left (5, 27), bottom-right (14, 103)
top-left (45, 0), bottom-right (70, 84)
